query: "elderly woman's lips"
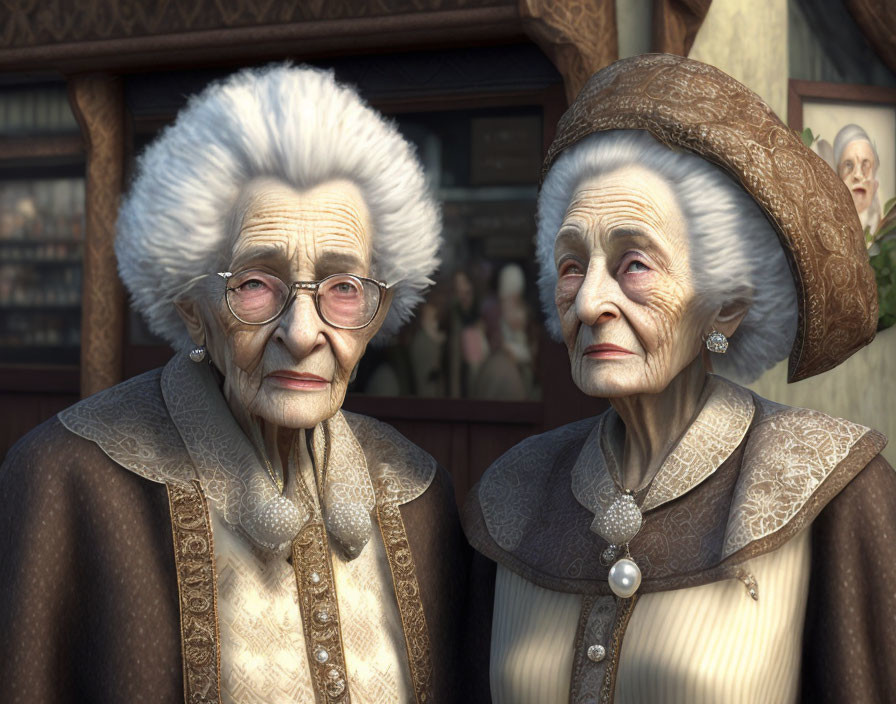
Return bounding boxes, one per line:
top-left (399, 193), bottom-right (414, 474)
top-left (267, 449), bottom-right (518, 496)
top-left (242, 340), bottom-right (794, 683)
top-left (584, 344), bottom-right (633, 358)
top-left (266, 372), bottom-right (330, 390)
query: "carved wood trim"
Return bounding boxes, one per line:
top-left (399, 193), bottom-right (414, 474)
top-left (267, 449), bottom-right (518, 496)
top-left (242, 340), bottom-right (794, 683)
top-left (0, 0), bottom-right (515, 48)
top-left (0, 6), bottom-right (522, 73)
top-left (68, 74), bottom-right (125, 398)
top-left (843, 0), bottom-right (896, 76)
top-left (518, 0), bottom-right (618, 104)
top-left (0, 135), bottom-right (84, 162)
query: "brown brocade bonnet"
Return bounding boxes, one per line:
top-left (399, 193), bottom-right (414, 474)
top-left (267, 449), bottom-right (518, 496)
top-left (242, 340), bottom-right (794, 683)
top-left (542, 53), bottom-right (877, 382)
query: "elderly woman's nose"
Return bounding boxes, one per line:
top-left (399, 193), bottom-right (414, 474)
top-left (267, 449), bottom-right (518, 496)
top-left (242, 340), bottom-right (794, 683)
top-left (575, 265), bottom-right (620, 325)
top-left (275, 292), bottom-right (325, 356)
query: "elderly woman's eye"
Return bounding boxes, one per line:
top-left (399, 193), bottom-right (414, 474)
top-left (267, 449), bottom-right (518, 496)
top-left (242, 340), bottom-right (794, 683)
top-left (626, 261), bottom-right (649, 273)
top-left (558, 260), bottom-right (584, 277)
top-left (331, 280), bottom-right (362, 297)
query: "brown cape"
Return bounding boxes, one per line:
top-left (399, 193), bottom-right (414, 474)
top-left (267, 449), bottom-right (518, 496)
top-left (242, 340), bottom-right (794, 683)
top-left (462, 382), bottom-right (896, 703)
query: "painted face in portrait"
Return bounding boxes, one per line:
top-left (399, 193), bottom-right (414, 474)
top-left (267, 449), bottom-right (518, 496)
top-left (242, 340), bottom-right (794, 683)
top-left (553, 166), bottom-right (737, 398)
top-left (178, 179), bottom-right (391, 430)
top-left (837, 139), bottom-right (879, 216)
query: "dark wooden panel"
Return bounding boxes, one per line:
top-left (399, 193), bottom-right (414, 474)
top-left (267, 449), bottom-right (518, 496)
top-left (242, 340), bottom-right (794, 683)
top-left (467, 422), bottom-right (538, 477)
top-left (0, 366), bottom-right (79, 393)
top-left (386, 419), bottom-right (455, 472)
top-left (0, 391), bottom-right (78, 461)
top-left (383, 416), bottom-right (539, 506)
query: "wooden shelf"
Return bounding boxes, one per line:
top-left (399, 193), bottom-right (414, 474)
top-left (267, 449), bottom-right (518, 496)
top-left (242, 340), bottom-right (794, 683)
top-left (0, 134), bottom-right (83, 161)
top-left (343, 394), bottom-right (543, 425)
top-left (0, 302), bottom-right (80, 309)
top-left (0, 364), bottom-right (79, 393)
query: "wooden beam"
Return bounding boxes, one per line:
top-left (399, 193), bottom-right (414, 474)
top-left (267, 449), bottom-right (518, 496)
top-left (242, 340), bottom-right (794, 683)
top-left (68, 73), bottom-right (124, 398)
top-left (519, 0), bottom-right (618, 104)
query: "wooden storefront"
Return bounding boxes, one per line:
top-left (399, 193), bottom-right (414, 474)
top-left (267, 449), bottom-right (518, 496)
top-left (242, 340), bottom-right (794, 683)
top-left (0, 0), bottom-right (708, 502)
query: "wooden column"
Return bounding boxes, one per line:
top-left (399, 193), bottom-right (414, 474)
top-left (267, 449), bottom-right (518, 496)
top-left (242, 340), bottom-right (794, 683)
top-left (68, 74), bottom-right (125, 398)
top-left (519, 0), bottom-right (619, 104)
top-left (651, 0), bottom-right (712, 55)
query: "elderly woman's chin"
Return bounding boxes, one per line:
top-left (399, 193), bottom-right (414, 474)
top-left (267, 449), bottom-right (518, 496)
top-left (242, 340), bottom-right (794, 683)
top-left (571, 359), bottom-right (677, 399)
top-left (246, 381), bottom-right (346, 430)
top-left (569, 334), bottom-right (700, 399)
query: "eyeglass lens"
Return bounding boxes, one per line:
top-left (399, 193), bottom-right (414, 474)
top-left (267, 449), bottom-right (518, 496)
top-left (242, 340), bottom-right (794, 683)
top-left (225, 270), bottom-right (380, 328)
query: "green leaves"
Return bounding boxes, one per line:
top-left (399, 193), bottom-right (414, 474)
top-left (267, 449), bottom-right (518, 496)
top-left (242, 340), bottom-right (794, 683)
top-left (879, 198), bottom-right (896, 242)
top-left (800, 127), bottom-right (816, 148)
top-left (871, 238), bottom-right (896, 331)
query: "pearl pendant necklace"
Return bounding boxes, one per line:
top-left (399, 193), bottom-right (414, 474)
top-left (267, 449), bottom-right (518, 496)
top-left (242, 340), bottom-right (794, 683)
top-left (608, 554), bottom-right (642, 598)
top-left (595, 489), bottom-right (644, 598)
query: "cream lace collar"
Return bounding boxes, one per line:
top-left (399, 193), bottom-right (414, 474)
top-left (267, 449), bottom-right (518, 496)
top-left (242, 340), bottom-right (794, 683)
top-left (59, 354), bottom-right (435, 557)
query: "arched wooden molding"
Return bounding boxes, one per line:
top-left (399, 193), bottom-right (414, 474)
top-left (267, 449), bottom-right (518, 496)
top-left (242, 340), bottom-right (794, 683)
top-left (843, 0), bottom-right (896, 76)
top-left (68, 74), bottom-right (125, 398)
top-left (651, 0), bottom-right (712, 56)
top-left (519, 0), bottom-right (619, 104)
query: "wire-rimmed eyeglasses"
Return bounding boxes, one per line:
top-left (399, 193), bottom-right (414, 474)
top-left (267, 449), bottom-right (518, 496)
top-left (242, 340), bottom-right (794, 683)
top-left (217, 270), bottom-right (389, 330)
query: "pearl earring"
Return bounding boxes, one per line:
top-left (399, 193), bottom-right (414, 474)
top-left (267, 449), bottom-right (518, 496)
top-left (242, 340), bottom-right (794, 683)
top-left (705, 330), bottom-right (729, 354)
top-left (189, 346), bottom-right (207, 363)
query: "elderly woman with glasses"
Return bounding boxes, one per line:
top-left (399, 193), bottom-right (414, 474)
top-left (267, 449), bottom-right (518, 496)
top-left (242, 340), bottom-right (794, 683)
top-left (463, 55), bottom-right (896, 703)
top-left (0, 66), bottom-right (466, 703)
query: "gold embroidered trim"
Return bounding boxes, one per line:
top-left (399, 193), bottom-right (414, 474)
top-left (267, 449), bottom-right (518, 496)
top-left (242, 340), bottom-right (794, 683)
top-left (376, 477), bottom-right (434, 703)
top-left (569, 595), bottom-right (596, 704)
top-left (292, 519), bottom-right (351, 702)
top-left (569, 595), bottom-right (617, 703)
top-left (600, 595), bottom-right (639, 704)
top-left (167, 480), bottom-right (222, 704)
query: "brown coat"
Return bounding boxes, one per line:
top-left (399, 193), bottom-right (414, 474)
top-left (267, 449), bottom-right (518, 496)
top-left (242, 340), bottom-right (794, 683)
top-left (0, 387), bottom-right (468, 703)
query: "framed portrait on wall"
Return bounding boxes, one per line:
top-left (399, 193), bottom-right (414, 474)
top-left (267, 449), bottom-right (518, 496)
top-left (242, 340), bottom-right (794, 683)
top-left (788, 80), bottom-right (896, 239)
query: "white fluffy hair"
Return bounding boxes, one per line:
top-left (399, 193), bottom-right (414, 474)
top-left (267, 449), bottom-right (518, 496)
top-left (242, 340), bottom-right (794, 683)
top-left (116, 64), bottom-right (440, 348)
top-left (536, 130), bottom-right (798, 383)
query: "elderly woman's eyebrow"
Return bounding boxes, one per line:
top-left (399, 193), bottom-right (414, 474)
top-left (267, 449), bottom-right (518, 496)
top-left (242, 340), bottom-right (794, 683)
top-left (317, 251), bottom-right (368, 275)
top-left (606, 227), bottom-right (656, 246)
top-left (555, 225), bottom-right (587, 247)
top-left (229, 243), bottom-right (287, 269)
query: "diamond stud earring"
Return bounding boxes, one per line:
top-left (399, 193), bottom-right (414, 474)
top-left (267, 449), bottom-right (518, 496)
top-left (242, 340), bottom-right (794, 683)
top-left (705, 330), bottom-right (729, 354)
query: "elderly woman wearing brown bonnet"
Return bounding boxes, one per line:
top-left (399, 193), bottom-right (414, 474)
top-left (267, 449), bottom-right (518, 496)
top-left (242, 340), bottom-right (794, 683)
top-left (462, 55), bottom-right (896, 703)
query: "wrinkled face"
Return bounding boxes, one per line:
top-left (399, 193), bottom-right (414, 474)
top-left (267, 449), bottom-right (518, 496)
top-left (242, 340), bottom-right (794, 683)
top-left (193, 179), bottom-right (385, 429)
top-left (553, 166), bottom-right (715, 398)
top-left (838, 139), bottom-right (878, 214)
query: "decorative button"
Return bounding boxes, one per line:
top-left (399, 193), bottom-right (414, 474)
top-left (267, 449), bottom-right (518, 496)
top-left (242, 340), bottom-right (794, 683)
top-left (316, 609), bottom-right (331, 624)
top-left (587, 644), bottom-right (606, 662)
top-left (315, 647), bottom-right (329, 663)
top-left (600, 545), bottom-right (618, 566)
top-left (326, 667), bottom-right (346, 698)
top-left (326, 678), bottom-right (346, 697)
top-left (309, 571), bottom-right (321, 584)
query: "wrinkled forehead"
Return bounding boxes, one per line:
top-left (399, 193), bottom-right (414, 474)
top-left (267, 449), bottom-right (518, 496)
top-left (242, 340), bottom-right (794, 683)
top-left (229, 178), bottom-right (373, 267)
top-left (558, 165), bottom-right (685, 251)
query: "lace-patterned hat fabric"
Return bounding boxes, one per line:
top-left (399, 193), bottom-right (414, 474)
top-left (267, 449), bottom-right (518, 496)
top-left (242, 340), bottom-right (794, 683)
top-left (542, 53), bottom-right (878, 382)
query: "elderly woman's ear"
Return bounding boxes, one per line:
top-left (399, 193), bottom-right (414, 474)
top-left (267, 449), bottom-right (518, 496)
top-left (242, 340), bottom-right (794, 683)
top-left (710, 300), bottom-right (750, 340)
top-left (174, 299), bottom-right (207, 349)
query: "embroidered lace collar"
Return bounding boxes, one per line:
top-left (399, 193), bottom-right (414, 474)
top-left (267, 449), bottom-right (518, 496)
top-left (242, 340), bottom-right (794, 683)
top-left (570, 376), bottom-right (756, 523)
